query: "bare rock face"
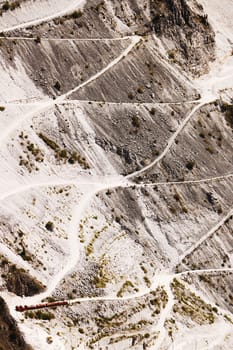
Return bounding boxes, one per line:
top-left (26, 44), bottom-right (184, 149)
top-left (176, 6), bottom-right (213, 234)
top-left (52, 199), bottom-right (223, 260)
top-left (5, 0), bottom-right (215, 79)
top-left (0, 297), bottom-right (32, 350)
top-left (90, 0), bottom-right (215, 75)
top-left (150, 0), bottom-right (215, 75)
top-left (5, 266), bottom-right (45, 297)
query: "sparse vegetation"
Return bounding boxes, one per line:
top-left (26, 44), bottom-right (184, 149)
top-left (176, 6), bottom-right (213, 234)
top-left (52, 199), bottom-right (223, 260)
top-left (205, 146), bottom-right (214, 154)
top-left (95, 1), bottom-right (104, 12)
top-left (117, 280), bottom-right (137, 297)
top-left (0, 2), bottom-right (230, 348)
top-left (38, 132), bottom-right (90, 169)
top-left (137, 86), bottom-right (143, 94)
top-left (85, 225), bottom-right (108, 256)
top-left (172, 279), bottom-right (216, 324)
top-left (47, 336), bottom-right (53, 344)
top-left (70, 10), bottom-right (83, 19)
top-left (221, 103), bottom-right (233, 127)
top-left (186, 160), bottom-right (195, 171)
top-left (93, 257), bottom-right (112, 289)
top-left (54, 80), bottom-right (61, 91)
top-left (150, 107), bottom-right (156, 115)
top-left (25, 310), bottom-right (55, 321)
top-left (128, 92), bottom-right (134, 100)
top-left (144, 276), bottom-right (151, 287)
top-left (2, 1), bottom-right (10, 11)
top-left (168, 50), bottom-right (176, 60)
top-left (1, 1), bottom-right (20, 12)
top-left (18, 132), bottom-right (44, 172)
top-left (45, 221), bottom-right (54, 232)
top-left (131, 115), bottom-right (140, 128)
top-left (39, 133), bottom-right (59, 151)
top-left (34, 35), bottom-right (41, 44)
top-left (19, 245), bottom-right (32, 261)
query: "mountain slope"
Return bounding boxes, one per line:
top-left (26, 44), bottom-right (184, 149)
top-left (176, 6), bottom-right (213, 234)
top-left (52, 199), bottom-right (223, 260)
top-left (0, 0), bottom-right (232, 349)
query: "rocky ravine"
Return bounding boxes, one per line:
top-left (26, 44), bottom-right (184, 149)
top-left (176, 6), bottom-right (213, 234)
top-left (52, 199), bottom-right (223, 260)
top-left (0, 0), bottom-right (233, 349)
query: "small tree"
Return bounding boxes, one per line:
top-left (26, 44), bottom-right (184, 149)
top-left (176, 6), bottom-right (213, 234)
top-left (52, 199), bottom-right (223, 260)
top-left (34, 35), bottom-right (41, 44)
top-left (54, 81), bottom-right (61, 91)
top-left (45, 221), bottom-right (54, 232)
top-left (70, 10), bottom-right (83, 19)
top-left (2, 1), bottom-right (10, 11)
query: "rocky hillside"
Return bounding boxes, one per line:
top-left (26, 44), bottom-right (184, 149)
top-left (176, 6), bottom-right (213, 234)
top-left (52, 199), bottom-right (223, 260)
top-left (0, 0), bottom-right (232, 349)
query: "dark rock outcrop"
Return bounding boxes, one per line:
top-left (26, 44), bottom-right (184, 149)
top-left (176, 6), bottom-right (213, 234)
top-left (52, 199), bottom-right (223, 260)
top-left (6, 268), bottom-right (45, 297)
top-left (0, 297), bottom-right (32, 350)
top-left (149, 0), bottom-right (215, 75)
top-left (1, 261), bottom-right (45, 297)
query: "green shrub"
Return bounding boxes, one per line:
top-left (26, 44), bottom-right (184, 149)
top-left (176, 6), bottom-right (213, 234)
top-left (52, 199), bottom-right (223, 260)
top-left (223, 104), bottom-right (233, 126)
top-left (2, 2), bottom-right (10, 11)
top-left (25, 310), bottom-right (55, 320)
top-left (59, 149), bottom-right (68, 158)
top-left (132, 115), bottom-right (140, 128)
top-left (186, 160), bottom-right (195, 171)
top-left (137, 87), bottom-right (143, 94)
top-left (95, 1), bottom-right (104, 12)
top-left (70, 10), bottom-right (83, 19)
top-left (39, 133), bottom-right (59, 151)
top-left (128, 92), bottom-right (134, 100)
top-left (54, 81), bottom-right (61, 91)
top-left (168, 50), bottom-right (176, 60)
top-left (19, 246), bottom-right (32, 261)
top-left (10, 1), bottom-right (20, 10)
top-left (45, 221), bottom-right (54, 232)
top-left (150, 107), bottom-right (156, 115)
top-left (34, 35), bottom-right (41, 44)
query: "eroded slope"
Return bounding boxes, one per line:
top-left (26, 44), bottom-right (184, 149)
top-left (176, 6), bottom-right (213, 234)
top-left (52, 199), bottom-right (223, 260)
top-left (0, 0), bottom-right (232, 349)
